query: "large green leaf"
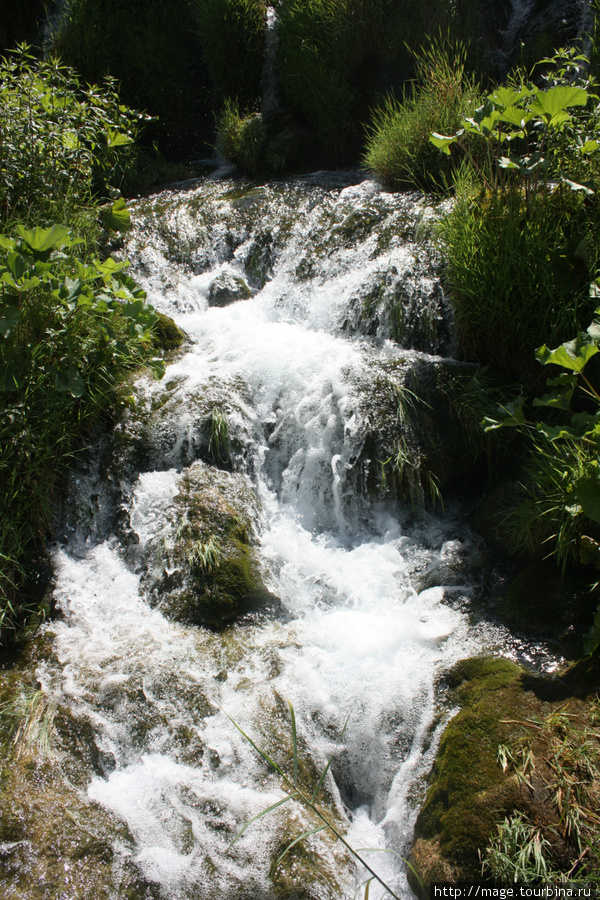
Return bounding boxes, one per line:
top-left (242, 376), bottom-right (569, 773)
top-left (16, 224), bottom-right (72, 255)
top-left (100, 198), bottom-right (131, 233)
top-left (0, 305), bottom-right (20, 338)
top-left (574, 470), bottom-right (600, 524)
top-left (536, 337), bottom-right (599, 373)
top-left (529, 86), bottom-right (588, 122)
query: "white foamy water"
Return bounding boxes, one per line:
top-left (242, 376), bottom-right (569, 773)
top-left (39, 174), bottom-right (507, 899)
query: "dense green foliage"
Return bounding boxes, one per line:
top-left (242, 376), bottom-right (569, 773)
top-left (434, 58), bottom-right (600, 379)
top-left (0, 51), bottom-right (162, 643)
top-left (277, 0), bottom-right (483, 164)
top-left (0, 48), bottom-right (143, 227)
top-left (364, 39), bottom-right (481, 190)
top-left (50, 0), bottom-right (210, 156)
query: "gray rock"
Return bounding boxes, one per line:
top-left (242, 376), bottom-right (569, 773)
top-left (208, 272), bottom-right (252, 307)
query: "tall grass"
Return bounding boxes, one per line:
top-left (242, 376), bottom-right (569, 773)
top-left (437, 186), bottom-right (596, 379)
top-left (278, 0), bottom-right (483, 163)
top-left (364, 38), bottom-right (481, 191)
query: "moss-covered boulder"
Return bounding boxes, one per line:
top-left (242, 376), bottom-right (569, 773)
top-left (408, 656), bottom-right (600, 894)
top-left (207, 271), bottom-right (252, 307)
top-left (356, 356), bottom-right (493, 505)
top-left (142, 462), bottom-right (277, 629)
top-left (151, 310), bottom-right (186, 350)
top-left (0, 637), bottom-right (157, 899)
top-left (111, 374), bottom-right (256, 477)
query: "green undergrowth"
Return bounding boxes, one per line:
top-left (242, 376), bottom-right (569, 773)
top-left (0, 225), bottom-right (164, 642)
top-left (0, 50), bottom-right (165, 644)
top-left (364, 37), bottom-right (482, 191)
top-left (216, 100), bottom-right (267, 176)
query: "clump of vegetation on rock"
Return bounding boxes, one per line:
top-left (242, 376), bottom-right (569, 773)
top-left (144, 463), bottom-right (276, 629)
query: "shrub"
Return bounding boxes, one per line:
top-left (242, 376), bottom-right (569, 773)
top-left (364, 38), bottom-right (482, 191)
top-left (216, 100), bottom-right (266, 175)
top-left (0, 225), bottom-right (163, 642)
top-left (193, 0), bottom-right (265, 109)
top-left (49, 0), bottom-right (211, 156)
top-left (0, 46), bottom-right (143, 227)
top-left (433, 59), bottom-right (600, 379)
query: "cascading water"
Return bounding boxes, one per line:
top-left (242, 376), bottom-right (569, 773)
top-left (12, 173), bottom-right (556, 900)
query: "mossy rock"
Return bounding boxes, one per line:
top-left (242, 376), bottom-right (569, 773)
top-left (208, 272), bottom-right (252, 307)
top-left (408, 656), bottom-right (600, 895)
top-left (0, 637), bottom-right (158, 899)
top-left (144, 462), bottom-right (277, 629)
top-left (110, 373), bottom-right (255, 477)
top-left (356, 357), bottom-right (488, 505)
top-left (152, 310), bottom-right (186, 351)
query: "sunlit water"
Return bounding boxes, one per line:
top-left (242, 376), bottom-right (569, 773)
top-left (35, 173), bottom-right (545, 899)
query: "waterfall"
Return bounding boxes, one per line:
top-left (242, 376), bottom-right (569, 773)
top-left (8, 173), bottom-right (555, 900)
top-left (261, 5), bottom-right (280, 118)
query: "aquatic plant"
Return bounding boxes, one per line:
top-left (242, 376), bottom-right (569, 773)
top-left (208, 405), bottom-right (231, 464)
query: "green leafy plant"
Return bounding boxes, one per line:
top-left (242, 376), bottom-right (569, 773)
top-left (220, 699), bottom-right (413, 899)
top-left (50, 0), bottom-right (210, 155)
top-left (484, 294), bottom-right (600, 652)
top-left (0, 45), bottom-right (145, 228)
top-left (0, 224), bottom-right (164, 642)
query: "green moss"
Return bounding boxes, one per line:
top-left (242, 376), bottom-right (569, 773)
top-left (152, 311), bottom-right (186, 350)
top-left (149, 463), bottom-right (277, 629)
top-left (410, 658), bottom-right (551, 891)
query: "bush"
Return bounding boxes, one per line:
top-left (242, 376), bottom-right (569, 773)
top-left (364, 38), bottom-right (481, 191)
top-left (0, 46), bottom-right (143, 227)
top-left (50, 0), bottom-right (211, 156)
top-left (193, 0), bottom-right (265, 109)
top-left (0, 226), bottom-right (163, 642)
top-left (433, 59), bottom-right (600, 379)
top-left (216, 100), bottom-right (266, 175)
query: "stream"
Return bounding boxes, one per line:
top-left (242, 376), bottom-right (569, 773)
top-left (17, 172), bottom-right (556, 899)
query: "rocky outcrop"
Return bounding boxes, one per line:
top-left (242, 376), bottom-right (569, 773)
top-left (408, 656), bottom-right (600, 894)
